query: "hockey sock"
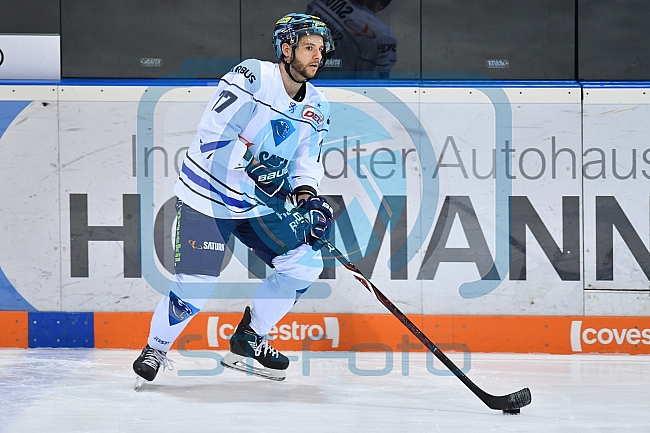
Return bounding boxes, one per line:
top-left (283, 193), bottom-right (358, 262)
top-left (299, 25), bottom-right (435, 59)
top-left (250, 272), bottom-right (305, 336)
top-left (147, 274), bottom-right (217, 351)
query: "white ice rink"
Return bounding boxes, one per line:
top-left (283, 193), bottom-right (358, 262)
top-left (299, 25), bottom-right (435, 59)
top-left (1, 349), bottom-right (649, 432)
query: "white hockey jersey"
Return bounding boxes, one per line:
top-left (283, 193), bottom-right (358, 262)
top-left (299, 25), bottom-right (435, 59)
top-left (174, 59), bottom-right (330, 219)
top-left (306, 0), bottom-right (397, 73)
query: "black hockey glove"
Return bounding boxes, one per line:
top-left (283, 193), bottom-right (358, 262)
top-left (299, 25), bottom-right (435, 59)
top-left (245, 152), bottom-right (292, 210)
top-left (298, 195), bottom-right (333, 248)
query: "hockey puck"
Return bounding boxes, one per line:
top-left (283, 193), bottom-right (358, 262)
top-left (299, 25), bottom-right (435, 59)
top-left (503, 409), bottom-right (520, 415)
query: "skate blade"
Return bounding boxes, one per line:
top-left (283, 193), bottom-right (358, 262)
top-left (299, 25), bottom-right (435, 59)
top-left (221, 352), bottom-right (286, 381)
top-left (134, 376), bottom-right (146, 391)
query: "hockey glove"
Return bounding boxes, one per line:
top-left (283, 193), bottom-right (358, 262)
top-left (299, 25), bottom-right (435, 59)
top-left (298, 195), bottom-right (333, 248)
top-left (245, 153), bottom-right (292, 210)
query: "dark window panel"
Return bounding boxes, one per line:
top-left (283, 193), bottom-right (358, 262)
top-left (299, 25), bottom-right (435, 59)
top-left (422, 0), bottom-right (574, 80)
top-left (377, 0), bottom-right (420, 78)
top-left (240, 0), bottom-right (309, 63)
top-left (241, 0), bottom-right (420, 80)
top-left (61, 0), bottom-right (240, 79)
top-left (579, 0), bottom-right (650, 80)
top-left (0, 0), bottom-right (60, 34)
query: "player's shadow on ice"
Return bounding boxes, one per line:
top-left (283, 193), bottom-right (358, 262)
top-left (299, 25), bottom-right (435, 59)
top-left (142, 380), bottom-right (330, 404)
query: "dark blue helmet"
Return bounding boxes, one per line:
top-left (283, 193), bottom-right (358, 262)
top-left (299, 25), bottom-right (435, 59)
top-left (273, 13), bottom-right (334, 66)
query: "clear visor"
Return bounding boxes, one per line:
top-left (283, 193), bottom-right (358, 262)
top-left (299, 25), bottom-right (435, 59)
top-left (296, 27), bottom-right (335, 54)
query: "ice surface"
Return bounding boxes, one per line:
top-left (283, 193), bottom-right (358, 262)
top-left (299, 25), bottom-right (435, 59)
top-left (0, 349), bottom-right (649, 432)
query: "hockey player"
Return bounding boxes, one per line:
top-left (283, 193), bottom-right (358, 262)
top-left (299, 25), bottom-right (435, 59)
top-left (306, 0), bottom-right (396, 77)
top-left (133, 13), bottom-right (335, 386)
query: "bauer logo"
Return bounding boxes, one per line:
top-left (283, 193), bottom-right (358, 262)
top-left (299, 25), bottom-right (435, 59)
top-left (140, 58), bottom-right (162, 67)
top-left (206, 316), bottom-right (340, 348)
top-left (570, 321), bottom-right (650, 352)
top-left (486, 59), bottom-right (509, 69)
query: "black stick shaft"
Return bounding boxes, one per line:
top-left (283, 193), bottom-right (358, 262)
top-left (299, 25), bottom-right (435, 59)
top-left (283, 202), bottom-right (530, 411)
top-left (319, 241), bottom-right (493, 406)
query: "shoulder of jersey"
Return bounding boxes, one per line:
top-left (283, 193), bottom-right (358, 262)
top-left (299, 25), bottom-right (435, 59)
top-left (302, 85), bottom-right (330, 129)
top-left (225, 58), bottom-right (275, 93)
top-left (305, 83), bottom-right (328, 106)
top-left (366, 12), bottom-right (394, 37)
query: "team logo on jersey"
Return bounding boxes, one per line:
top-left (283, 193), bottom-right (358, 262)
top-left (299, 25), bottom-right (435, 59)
top-left (302, 105), bottom-right (324, 126)
top-left (270, 119), bottom-right (295, 146)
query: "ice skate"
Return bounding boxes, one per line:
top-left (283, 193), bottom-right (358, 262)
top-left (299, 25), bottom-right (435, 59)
top-left (221, 306), bottom-right (289, 381)
top-left (132, 345), bottom-right (175, 391)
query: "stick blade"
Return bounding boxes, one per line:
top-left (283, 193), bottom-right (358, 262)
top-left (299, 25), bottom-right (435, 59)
top-left (485, 387), bottom-right (532, 412)
top-left (507, 387), bottom-right (532, 409)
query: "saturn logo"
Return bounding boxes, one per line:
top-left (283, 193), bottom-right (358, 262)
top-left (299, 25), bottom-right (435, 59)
top-left (0, 49), bottom-right (4, 66)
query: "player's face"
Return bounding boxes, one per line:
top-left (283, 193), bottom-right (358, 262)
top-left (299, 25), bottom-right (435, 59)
top-left (290, 35), bottom-right (324, 80)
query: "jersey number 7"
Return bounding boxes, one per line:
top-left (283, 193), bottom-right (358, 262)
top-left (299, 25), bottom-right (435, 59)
top-left (212, 90), bottom-right (238, 113)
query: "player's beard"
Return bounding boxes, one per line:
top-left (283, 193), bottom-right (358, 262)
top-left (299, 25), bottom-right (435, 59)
top-left (290, 58), bottom-right (317, 81)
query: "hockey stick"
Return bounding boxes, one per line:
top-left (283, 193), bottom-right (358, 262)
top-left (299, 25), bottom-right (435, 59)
top-left (281, 202), bottom-right (532, 414)
top-left (241, 148), bottom-right (531, 412)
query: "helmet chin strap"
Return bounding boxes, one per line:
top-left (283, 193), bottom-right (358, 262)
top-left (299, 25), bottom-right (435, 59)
top-left (282, 47), bottom-right (308, 84)
top-left (283, 60), bottom-right (307, 84)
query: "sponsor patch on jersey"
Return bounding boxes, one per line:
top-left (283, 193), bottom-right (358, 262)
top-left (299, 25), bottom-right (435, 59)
top-left (230, 65), bottom-right (256, 83)
top-left (378, 43), bottom-right (396, 54)
top-left (270, 119), bottom-right (296, 146)
top-left (302, 105), bottom-right (325, 126)
top-left (188, 239), bottom-right (225, 251)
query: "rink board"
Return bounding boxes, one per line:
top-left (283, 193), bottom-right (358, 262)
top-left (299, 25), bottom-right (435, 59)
top-left (3, 311), bottom-right (650, 354)
top-left (1, 80), bottom-right (650, 355)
